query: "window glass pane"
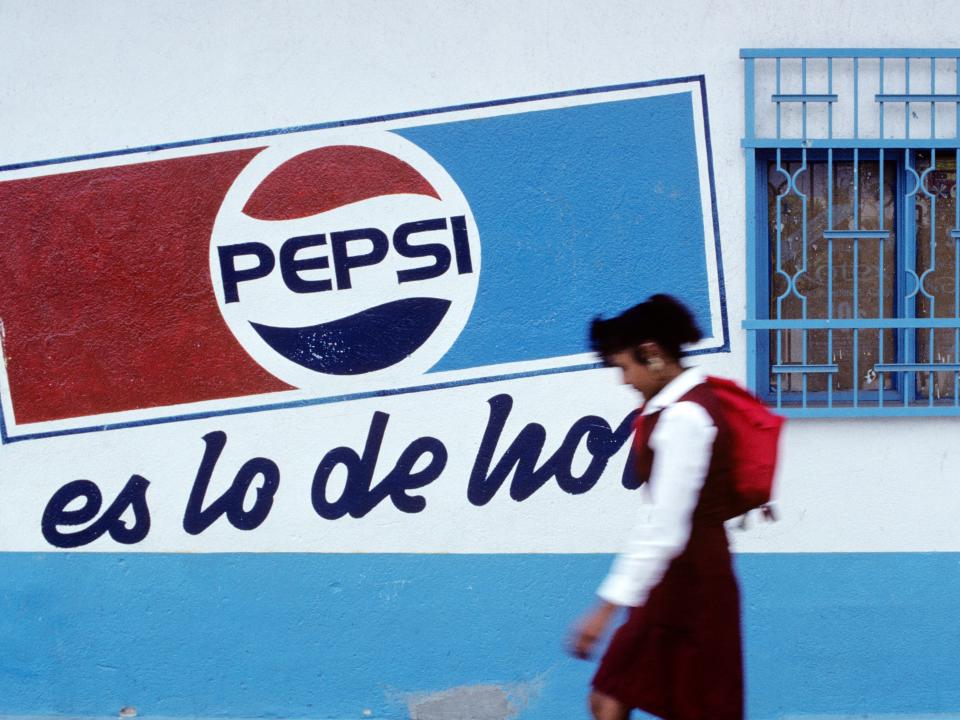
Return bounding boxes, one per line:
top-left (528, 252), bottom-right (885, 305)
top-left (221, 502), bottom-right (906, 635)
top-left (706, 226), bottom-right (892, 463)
top-left (913, 151), bottom-right (959, 401)
top-left (767, 158), bottom-right (896, 395)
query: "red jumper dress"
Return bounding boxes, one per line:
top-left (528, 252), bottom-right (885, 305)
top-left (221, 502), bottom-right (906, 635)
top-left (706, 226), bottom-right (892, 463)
top-left (592, 382), bottom-right (744, 720)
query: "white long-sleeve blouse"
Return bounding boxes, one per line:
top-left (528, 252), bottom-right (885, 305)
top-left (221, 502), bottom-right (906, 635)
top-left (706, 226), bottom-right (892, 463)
top-left (597, 366), bottom-right (718, 608)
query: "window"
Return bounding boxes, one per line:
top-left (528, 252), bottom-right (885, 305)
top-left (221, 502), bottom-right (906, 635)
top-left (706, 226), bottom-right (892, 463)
top-left (743, 49), bottom-right (960, 415)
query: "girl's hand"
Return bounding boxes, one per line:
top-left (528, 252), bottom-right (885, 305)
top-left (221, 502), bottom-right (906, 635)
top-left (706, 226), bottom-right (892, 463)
top-left (567, 601), bottom-right (618, 659)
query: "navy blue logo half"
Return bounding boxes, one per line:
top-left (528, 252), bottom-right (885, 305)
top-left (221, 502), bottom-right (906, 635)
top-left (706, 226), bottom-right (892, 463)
top-left (249, 297), bottom-right (452, 375)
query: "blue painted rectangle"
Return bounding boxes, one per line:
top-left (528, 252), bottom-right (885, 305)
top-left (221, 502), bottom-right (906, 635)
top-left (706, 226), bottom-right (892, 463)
top-left (823, 230), bottom-right (891, 239)
top-left (744, 319), bottom-right (960, 329)
top-left (742, 138), bottom-right (960, 149)
top-left (741, 49), bottom-right (960, 59)
top-left (772, 364), bottom-right (839, 374)
top-left (771, 94), bottom-right (839, 103)
top-left (876, 94), bottom-right (960, 102)
top-left (2, 552), bottom-right (959, 720)
top-left (875, 363), bottom-right (960, 372)
top-left (395, 92), bottom-right (716, 371)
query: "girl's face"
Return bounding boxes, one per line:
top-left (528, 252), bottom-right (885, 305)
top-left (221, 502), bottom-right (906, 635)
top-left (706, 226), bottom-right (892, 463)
top-left (607, 348), bottom-right (661, 399)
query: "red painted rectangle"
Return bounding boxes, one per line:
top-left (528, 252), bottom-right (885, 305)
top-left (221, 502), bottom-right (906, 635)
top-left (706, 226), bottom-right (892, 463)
top-left (0, 149), bottom-right (290, 424)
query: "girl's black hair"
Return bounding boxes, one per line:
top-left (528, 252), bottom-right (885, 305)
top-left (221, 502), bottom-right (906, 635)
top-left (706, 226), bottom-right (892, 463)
top-left (589, 294), bottom-right (702, 363)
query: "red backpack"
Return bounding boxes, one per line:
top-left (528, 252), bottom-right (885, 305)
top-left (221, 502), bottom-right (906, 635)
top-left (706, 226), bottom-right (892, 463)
top-left (703, 376), bottom-right (784, 519)
top-left (633, 375), bottom-right (785, 521)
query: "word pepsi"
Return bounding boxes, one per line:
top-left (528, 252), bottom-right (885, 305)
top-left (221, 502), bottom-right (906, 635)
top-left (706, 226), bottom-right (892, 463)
top-left (218, 215), bottom-right (474, 303)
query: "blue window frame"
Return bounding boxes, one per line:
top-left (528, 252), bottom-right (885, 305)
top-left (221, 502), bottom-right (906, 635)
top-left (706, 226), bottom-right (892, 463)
top-left (742, 49), bottom-right (960, 416)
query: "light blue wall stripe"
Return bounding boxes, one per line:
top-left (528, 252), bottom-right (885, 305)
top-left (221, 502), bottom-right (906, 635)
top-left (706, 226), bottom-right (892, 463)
top-left (2, 553), bottom-right (959, 719)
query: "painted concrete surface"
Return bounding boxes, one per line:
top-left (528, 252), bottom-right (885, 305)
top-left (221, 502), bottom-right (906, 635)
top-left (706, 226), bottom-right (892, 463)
top-left (2, 2), bottom-right (960, 719)
top-left (2, 553), bottom-right (959, 719)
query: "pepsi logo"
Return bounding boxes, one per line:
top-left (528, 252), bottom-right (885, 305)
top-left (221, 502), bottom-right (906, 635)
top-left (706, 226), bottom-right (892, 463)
top-left (210, 133), bottom-right (481, 391)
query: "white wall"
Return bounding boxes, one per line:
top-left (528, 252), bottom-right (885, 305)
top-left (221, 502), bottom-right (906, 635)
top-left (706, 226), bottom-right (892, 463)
top-left (2, 0), bottom-right (959, 555)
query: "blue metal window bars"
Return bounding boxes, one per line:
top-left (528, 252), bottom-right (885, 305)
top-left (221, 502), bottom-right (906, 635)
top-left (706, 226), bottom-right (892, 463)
top-left (742, 49), bottom-right (960, 416)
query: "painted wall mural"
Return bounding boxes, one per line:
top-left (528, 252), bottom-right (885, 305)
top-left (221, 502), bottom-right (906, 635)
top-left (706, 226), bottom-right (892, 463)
top-left (0, 78), bottom-right (726, 553)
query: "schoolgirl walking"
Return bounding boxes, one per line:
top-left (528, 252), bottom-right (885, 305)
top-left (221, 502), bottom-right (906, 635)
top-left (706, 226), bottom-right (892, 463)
top-left (569, 295), bottom-right (748, 720)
